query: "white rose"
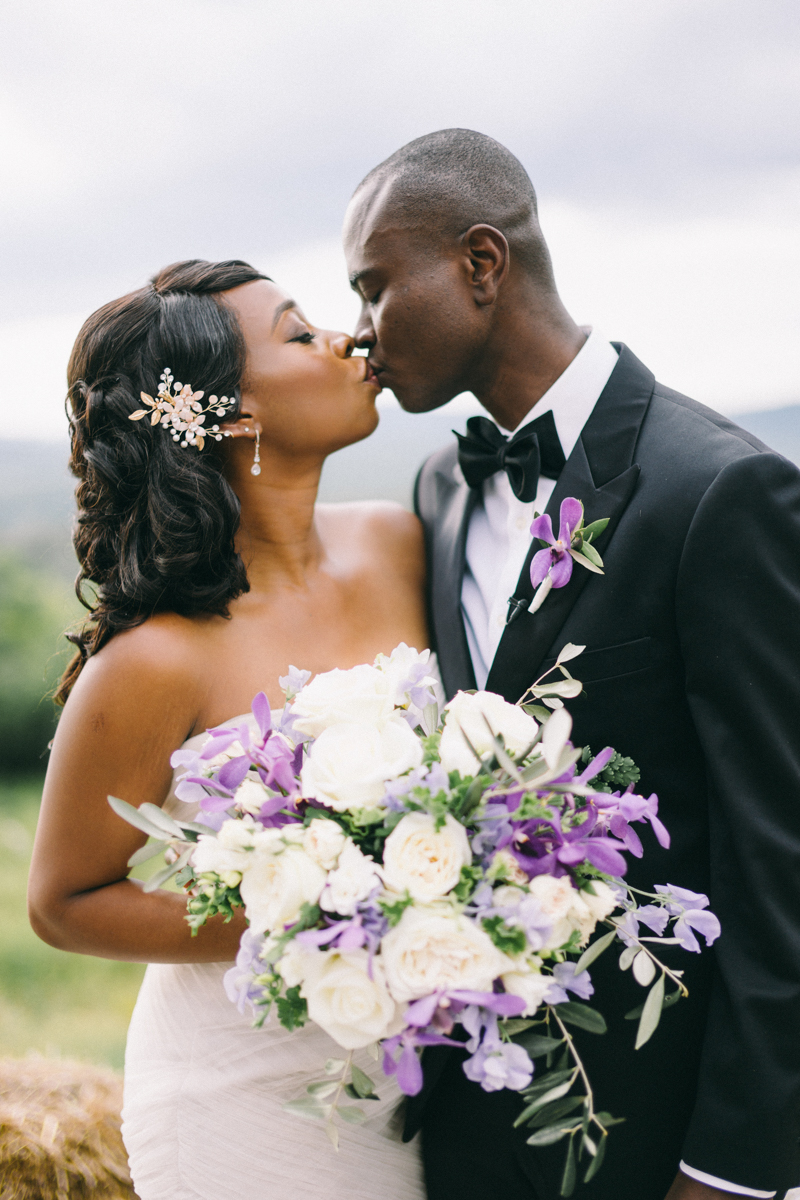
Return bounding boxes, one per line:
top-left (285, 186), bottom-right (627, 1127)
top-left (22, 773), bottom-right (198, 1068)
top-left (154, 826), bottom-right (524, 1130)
top-left (501, 962), bottom-right (552, 1017)
top-left (439, 691), bottom-right (538, 777)
top-left (277, 940), bottom-right (318, 989)
top-left (300, 719), bottom-right (423, 812)
top-left (234, 777), bottom-right (269, 816)
top-left (581, 880), bottom-right (619, 924)
top-left (527, 874), bottom-right (601, 951)
top-left (492, 885), bottom-right (527, 910)
top-left (320, 839), bottom-right (382, 916)
top-left (191, 815), bottom-right (268, 877)
top-left (240, 838), bottom-right (326, 934)
top-left (374, 643), bottom-right (438, 707)
top-left (300, 949), bottom-right (403, 1049)
top-left (381, 906), bottom-right (509, 1002)
top-left (303, 818), bottom-right (347, 869)
top-left (567, 882), bottom-right (619, 948)
top-left (291, 664), bottom-right (395, 737)
top-left (382, 812), bottom-right (471, 901)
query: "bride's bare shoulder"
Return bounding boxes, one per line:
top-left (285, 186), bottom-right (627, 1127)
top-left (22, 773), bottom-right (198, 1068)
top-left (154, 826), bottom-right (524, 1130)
top-left (71, 611), bottom-right (215, 709)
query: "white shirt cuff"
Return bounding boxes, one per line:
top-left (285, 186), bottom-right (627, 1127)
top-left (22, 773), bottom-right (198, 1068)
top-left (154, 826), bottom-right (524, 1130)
top-left (680, 1161), bottom-right (776, 1197)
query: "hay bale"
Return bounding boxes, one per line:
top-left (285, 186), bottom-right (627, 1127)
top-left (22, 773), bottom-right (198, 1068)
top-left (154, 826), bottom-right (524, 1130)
top-left (0, 1057), bottom-right (137, 1199)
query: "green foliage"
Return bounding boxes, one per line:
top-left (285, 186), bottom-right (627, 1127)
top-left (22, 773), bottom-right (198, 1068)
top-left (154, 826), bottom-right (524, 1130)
top-left (276, 984), bottom-right (308, 1031)
top-left (482, 914), bottom-right (527, 955)
top-left (379, 890), bottom-right (413, 927)
top-left (580, 745), bottom-right (641, 793)
top-left (452, 864), bottom-right (484, 902)
top-left (0, 552), bottom-right (80, 771)
top-left (0, 777), bottom-right (145, 1068)
top-left (185, 882), bottom-right (243, 933)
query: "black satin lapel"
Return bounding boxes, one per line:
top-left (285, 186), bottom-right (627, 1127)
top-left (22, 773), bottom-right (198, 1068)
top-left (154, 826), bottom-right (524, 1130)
top-left (431, 474), bottom-right (478, 697)
top-left (485, 344), bottom-right (654, 701)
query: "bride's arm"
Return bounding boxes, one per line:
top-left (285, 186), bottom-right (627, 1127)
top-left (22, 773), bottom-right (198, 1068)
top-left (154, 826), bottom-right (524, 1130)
top-left (28, 620), bottom-right (247, 963)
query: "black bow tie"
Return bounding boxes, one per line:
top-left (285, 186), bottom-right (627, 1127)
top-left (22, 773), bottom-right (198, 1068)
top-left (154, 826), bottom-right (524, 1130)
top-left (454, 409), bottom-right (566, 503)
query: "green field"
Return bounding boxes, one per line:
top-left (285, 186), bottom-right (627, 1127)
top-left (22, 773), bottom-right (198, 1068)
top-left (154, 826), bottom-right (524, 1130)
top-left (0, 776), bottom-right (145, 1069)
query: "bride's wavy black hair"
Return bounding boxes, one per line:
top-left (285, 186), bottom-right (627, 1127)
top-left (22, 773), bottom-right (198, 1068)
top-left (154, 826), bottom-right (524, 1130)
top-left (57, 258), bottom-right (269, 704)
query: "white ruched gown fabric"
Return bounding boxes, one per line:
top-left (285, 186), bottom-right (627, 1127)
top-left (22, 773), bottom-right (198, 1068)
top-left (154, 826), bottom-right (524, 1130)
top-left (121, 713), bottom-right (426, 1200)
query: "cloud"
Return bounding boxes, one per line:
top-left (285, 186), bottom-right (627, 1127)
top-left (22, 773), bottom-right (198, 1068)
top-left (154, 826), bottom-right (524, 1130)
top-left (0, 0), bottom-right (795, 430)
top-left (0, 0), bottom-right (797, 319)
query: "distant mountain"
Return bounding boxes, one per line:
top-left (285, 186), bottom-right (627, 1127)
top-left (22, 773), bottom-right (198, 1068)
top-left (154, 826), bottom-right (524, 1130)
top-left (2, 403), bottom-right (798, 578)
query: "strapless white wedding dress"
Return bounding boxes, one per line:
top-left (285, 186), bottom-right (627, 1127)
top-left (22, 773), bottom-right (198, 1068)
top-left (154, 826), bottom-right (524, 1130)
top-left (121, 713), bottom-right (426, 1200)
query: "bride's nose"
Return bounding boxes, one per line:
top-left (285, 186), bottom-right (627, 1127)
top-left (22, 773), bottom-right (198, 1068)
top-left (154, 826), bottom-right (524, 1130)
top-left (329, 331), bottom-right (354, 359)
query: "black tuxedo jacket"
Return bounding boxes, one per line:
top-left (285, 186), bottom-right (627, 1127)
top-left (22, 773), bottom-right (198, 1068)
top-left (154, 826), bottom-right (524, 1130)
top-left (409, 346), bottom-right (800, 1200)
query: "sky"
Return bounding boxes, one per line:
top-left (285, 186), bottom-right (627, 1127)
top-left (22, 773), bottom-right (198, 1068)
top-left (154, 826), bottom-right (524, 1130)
top-left (1, 0), bottom-right (798, 438)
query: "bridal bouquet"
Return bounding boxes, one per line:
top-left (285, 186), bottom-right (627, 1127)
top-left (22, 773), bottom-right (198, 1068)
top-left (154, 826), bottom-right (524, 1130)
top-left (112, 643), bottom-right (719, 1194)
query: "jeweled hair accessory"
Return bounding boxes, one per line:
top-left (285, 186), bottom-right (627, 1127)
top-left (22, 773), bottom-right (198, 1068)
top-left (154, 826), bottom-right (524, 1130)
top-left (128, 368), bottom-right (235, 451)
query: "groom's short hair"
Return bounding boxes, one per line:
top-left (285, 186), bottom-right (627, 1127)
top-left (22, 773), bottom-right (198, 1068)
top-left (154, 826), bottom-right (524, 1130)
top-left (352, 128), bottom-right (555, 286)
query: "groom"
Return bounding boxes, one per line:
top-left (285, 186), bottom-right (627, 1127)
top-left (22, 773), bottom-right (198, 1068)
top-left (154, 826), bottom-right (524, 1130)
top-left (343, 130), bottom-right (800, 1200)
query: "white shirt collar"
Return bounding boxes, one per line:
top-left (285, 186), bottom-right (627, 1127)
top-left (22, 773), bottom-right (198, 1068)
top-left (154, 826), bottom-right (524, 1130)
top-left (492, 327), bottom-right (619, 460)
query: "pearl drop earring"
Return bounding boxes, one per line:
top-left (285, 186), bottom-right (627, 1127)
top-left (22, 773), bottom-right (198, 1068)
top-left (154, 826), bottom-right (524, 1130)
top-left (251, 429), bottom-right (261, 476)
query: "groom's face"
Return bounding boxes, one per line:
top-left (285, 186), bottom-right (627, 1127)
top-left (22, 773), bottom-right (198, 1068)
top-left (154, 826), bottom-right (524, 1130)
top-left (343, 194), bottom-right (485, 413)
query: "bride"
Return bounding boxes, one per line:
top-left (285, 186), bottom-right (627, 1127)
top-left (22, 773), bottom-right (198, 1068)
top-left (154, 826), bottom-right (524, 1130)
top-left (27, 259), bottom-right (429, 1200)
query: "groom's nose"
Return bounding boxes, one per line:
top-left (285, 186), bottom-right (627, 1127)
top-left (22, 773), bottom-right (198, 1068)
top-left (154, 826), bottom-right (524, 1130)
top-left (353, 307), bottom-right (375, 350)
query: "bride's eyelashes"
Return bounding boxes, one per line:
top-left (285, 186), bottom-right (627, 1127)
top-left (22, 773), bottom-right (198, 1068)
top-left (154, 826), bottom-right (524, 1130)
top-left (287, 330), bottom-right (316, 345)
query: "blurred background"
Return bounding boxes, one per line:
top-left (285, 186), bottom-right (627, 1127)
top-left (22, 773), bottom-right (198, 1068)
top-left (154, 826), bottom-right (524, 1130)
top-left (1, 0), bottom-right (798, 1070)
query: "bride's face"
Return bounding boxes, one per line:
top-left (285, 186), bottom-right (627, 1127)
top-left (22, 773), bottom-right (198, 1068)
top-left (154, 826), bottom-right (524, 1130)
top-left (224, 279), bottom-right (381, 458)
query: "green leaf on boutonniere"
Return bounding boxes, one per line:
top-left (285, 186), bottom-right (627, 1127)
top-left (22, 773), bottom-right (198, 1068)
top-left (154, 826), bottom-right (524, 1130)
top-left (568, 549), bottom-right (604, 575)
top-left (577, 541), bottom-right (604, 569)
top-left (581, 518), bottom-right (610, 541)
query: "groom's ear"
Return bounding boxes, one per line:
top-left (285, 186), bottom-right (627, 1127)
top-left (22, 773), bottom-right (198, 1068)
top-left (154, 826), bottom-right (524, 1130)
top-left (462, 224), bottom-right (509, 307)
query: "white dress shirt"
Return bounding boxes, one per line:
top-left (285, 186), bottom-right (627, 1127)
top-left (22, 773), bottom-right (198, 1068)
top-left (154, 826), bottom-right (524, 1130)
top-left (462, 327), bottom-right (618, 690)
top-left (459, 327), bottom-right (783, 1199)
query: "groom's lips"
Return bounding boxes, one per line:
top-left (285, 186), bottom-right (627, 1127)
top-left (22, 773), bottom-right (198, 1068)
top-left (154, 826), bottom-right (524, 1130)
top-left (363, 359), bottom-right (384, 390)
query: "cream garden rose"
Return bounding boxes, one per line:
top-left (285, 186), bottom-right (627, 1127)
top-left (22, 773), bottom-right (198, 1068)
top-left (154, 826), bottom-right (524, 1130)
top-left (300, 718), bottom-right (423, 812)
top-left (291, 664), bottom-right (395, 737)
top-left (501, 959), bottom-right (552, 1017)
top-left (527, 874), bottom-right (617, 950)
top-left (439, 690), bottom-right (538, 777)
top-left (299, 949), bottom-right (402, 1049)
top-left (381, 906), bottom-right (509, 1002)
top-left (239, 830), bottom-right (326, 934)
top-left (382, 812), bottom-right (471, 901)
top-left (569, 880), bottom-right (619, 946)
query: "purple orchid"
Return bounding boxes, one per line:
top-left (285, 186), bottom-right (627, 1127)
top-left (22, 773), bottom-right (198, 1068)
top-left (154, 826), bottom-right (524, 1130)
top-left (616, 905), bottom-right (670, 947)
top-left (543, 961), bottom-right (595, 1005)
top-left (383, 990), bottom-right (526, 1096)
top-left (172, 692), bottom-right (302, 826)
top-left (461, 1010), bottom-right (534, 1093)
top-left (382, 1025), bottom-right (461, 1095)
top-left (508, 809), bottom-right (629, 879)
top-left (529, 497), bottom-right (585, 591)
top-left (594, 790), bottom-right (670, 856)
top-left (655, 884), bottom-right (721, 953)
top-left (494, 894), bottom-right (555, 952)
top-left (471, 801), bottom-right (517, 858)
top-left (223, 928), bottom-right (269, 1015)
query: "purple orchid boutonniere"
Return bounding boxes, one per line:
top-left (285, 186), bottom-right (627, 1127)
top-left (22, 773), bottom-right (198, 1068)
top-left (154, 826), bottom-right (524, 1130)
top-left (527, 497), bottom-right (609, 614)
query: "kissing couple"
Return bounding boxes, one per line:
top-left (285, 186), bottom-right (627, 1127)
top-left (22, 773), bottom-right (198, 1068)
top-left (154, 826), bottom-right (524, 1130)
top-left (29, 129), bottom-right (800, 1200)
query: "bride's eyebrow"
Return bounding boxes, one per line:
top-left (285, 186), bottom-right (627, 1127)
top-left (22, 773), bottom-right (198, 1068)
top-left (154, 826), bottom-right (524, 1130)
top-left (271, 299), bottom-right (298, 331)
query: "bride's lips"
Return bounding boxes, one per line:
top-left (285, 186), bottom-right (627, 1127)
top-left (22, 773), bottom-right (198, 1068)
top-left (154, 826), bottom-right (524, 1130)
top-left (362, 359), bottom-right (383, 391)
